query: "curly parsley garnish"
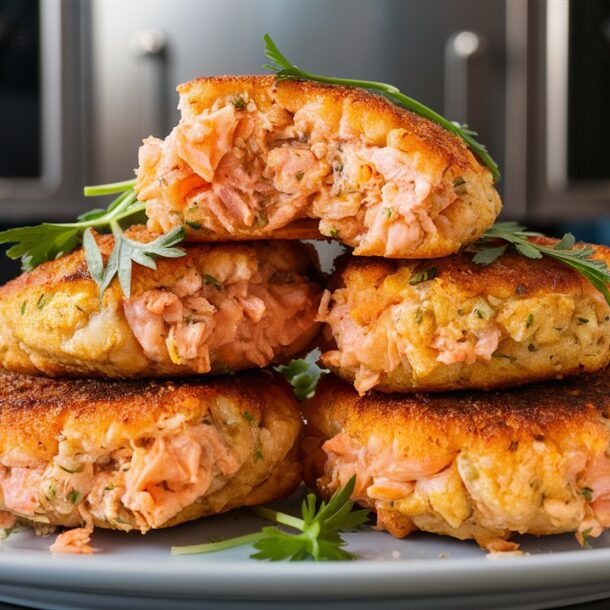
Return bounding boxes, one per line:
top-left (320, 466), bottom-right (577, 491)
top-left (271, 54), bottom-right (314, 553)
top-left (274, 354), bottom-right (328, 401)
top-left (263, 34), bottom-right (500, 181)
top-left (0, 180), bottom-right (185, 298)
top-left (171, 476), bottom-right (368, 561)
top-left (472, 222), bottom-right (610, 306)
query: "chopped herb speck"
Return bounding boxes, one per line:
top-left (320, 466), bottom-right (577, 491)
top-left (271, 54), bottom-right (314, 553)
top-left (580, 487), bottom-right (593, 502)
top-left (232, 96), bottom-right (247, 110)
top-left (409, 267), bottom-right (438, 285)
top-left (67, 491), bottom-right (82, 505)
top-left (526, 313), bottom-right (534, 328)
top-left (204, 274), bottom-right (224, 291)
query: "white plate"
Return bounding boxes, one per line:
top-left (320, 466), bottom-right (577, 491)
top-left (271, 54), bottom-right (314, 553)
top-left (1, 489), bottom-right (610, 610)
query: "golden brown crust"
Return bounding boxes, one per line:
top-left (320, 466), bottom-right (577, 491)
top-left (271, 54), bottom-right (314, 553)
top-left (0, 229), bottom-right (322, 378)
top-left (304, 370), bottom-right (610, 447)
top-left (330, 239), bottom-right (610, 300)
top-left (0, 370), bottom-right (288, 461)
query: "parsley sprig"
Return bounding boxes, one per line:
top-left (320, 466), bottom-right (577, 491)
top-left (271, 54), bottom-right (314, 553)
top-left (171, 476), bottom-right (368, 561)
top-left (263, 34), bottom-right (500, 181)
top-left (0, 180), bottom-right (186, 298)
top-left (274, 353), bottom-right (328, 401)
top-left (472, 222), bottom-right (610, 305)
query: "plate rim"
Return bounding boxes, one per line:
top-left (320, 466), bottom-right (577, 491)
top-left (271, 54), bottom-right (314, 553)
top-left (1, 545), bottom-right (610, 599)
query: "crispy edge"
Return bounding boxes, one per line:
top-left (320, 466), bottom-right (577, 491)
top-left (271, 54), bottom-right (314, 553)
top-left (303, 371), bottom-right (610, 451)
top-left (330, 239), bottom-right (610, 300)
top-left (0, 370), bottom-right (301, 463)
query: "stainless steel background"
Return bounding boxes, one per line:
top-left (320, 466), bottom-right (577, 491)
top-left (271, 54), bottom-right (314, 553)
top-left (0, 0), bottom-right (608, 223)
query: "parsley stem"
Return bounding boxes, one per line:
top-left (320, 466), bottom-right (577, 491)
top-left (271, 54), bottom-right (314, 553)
top-left (249, 506), bottom-right (305, 530)
top-left (84, 179), bottom-right (137, 197)
top-left (171, 531), bottom-right (267, 556)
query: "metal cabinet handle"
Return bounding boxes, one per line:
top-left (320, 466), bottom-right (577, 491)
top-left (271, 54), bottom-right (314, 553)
top-left (128, 29), bottom-right (170, 138)
top-left (444, 30), bottom-right (487, 125)
top-left (129, 28), bottom-right (167, 57)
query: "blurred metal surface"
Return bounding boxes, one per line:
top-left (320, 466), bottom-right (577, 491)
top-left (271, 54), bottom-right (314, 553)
top-left (86, 0), bottom-right (506, 193)
top-left (0, 0), bottom-right (608, 223)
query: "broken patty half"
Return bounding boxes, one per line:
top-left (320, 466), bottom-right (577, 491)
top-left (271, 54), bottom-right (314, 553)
top-left (0, 228), bottom-right (322, 378)
top-left (318, 239), bottom-right (610, 394)
top-left (302, 370), bottom-right (610, 552)
top-left (0, 370), bottom-right (302, 553)
top-left (136, 75), bottom-right (501, 258)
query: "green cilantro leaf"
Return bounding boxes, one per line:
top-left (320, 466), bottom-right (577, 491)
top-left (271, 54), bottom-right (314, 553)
top-left (274, 353), bottom-right (328, 401)
top-left (171, 475), bottom-right (369, 561)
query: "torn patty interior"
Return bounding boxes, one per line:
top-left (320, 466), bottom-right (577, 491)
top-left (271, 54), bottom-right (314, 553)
top-left (304, 426), bottom-right (610, 551)
top-left (137, 90), bottom-right (474, 256)
top-left (0, 409), bottom-right (262, 534)
top-left (124, 246), bottom-right (320, 372)
top-left (318, 269), bottom-right (610, 394)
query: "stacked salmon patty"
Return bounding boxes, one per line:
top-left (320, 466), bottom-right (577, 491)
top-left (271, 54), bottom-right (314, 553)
top-left (2, 74), bottom-right (608, 555)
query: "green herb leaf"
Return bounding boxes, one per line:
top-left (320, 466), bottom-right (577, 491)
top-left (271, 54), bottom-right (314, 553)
top-left (472, 223), bottom-right (610, 306)
top-left (472, 244), bottom-right (507, 266)
top-left (580, 527), bottom-right (593, 549)
top-left (58, 464), bottom-right (84, 474)
top-left (409, 267), bottom-right (438, 285)
top-left (263, 34), bottom-right (500, 180)
top-left (0, 178), bottom-right (162, 282)
top-left (89, 225), bottom-right (185, 300)
top-left (203, 274), bottom-right (224, 291)
top-left (67, 491), bottom-right (82, 505)
top-left (580, 487), bottom-right (593, 502)
top-left (274, 354), bottom-right (328, 401)
top-left (232, 96), bottom-right (247, 110)
top-left (0, 179), bottom-right (186, 299)
top-left (171, 475), bottom-right (369, 561)
top-left (83, 228), bottom-right (104, 286)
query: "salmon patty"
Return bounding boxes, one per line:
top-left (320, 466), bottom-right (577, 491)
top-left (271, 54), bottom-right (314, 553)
top-left (303, 371), bottom-right (610, 552)
top-left (136, 75), bottom-right (501, 258)
top-left (0, 371), bottom-right (302, 553)
top-left (319, 240), bottom-right (610, 394)
top-left (0, 228), bottom-right (322, 378)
